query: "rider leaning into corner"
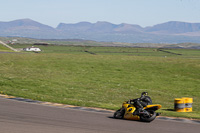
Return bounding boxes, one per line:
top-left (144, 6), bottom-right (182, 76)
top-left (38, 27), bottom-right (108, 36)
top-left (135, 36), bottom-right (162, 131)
top-left (129, 92), bottom-right (152, 115)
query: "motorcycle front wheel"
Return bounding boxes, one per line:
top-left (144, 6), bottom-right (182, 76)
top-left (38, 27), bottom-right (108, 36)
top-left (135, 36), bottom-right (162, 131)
top-left (140, 110), bottom-right (156, 122)
top-left (113, 108), bottom-right (125, 119)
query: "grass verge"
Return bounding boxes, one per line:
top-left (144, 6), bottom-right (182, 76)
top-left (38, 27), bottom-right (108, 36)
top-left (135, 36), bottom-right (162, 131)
top-left (0, 46), bottom-right (199, 119)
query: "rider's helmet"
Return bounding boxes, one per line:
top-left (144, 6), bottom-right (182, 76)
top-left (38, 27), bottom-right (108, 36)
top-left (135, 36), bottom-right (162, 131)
top-left (141, 92), bottom-right (148, 97)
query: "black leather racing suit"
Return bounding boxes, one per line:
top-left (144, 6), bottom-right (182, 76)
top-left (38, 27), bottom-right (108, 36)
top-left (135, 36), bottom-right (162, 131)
top-left (131, 95), bottom-right (152, 115)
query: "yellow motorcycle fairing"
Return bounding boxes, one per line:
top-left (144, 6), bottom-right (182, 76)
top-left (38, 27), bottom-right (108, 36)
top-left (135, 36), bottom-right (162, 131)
top-left (122, 101), bottom-right (162, 121)
top-left (144, 104), bottom-right (162, 110)
top-left (124, 106), bottom-right (140, 120)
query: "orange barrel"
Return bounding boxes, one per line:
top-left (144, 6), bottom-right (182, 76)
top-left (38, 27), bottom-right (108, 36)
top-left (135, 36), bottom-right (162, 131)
top-left (183, 97), bottom-right (193, 112)
top-left (174, 98), bottom-right (185, 112)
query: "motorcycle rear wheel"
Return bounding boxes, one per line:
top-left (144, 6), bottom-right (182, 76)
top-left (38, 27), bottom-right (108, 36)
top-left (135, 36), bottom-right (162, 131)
top-left (140, 110), bottom-right (156, 122)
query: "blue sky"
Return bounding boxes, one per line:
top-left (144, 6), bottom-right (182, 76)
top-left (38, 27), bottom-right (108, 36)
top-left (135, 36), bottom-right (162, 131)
top-left (0, 0), bottom-right (200, 27)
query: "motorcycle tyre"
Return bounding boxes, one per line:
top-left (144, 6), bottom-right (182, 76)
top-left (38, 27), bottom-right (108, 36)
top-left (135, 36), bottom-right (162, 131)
top-left (113, 108), bottom-right (125, 119)
top-left (140, 110), bottom-right (156, 122)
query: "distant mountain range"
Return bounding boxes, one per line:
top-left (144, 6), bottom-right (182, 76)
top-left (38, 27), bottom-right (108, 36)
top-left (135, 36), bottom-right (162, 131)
top-left (1, 19), bottom-right (200, 43)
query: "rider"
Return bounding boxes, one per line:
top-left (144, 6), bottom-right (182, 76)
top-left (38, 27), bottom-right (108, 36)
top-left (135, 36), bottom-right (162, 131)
top-left (130, 92), bottom-right (152, 115)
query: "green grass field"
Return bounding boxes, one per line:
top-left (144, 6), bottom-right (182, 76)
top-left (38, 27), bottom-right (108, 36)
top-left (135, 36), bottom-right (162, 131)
top-left (0, 44), bottom-right (200, 119)
top-left (0, 44), bottom-right (13, 52)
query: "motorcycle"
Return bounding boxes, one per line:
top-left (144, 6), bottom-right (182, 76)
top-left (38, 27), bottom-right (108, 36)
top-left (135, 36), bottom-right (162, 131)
top-left (113, 99), bottom-right (161, 122)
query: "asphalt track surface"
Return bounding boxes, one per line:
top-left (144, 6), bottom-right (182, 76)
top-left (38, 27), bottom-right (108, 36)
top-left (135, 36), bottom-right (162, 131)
top-left (0, 97), bottom-right (199, 133)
